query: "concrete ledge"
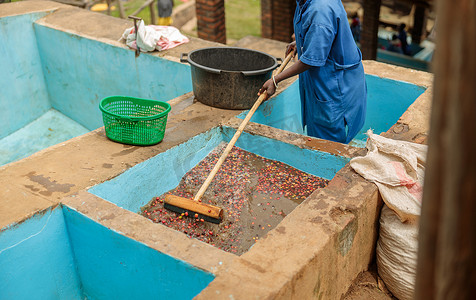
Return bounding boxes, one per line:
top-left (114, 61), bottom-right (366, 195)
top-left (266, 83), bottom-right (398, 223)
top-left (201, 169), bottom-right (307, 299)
top-left (232, 35), bottom-right (289, 60)
top-left (363, 60), bottom-right (434, 145)
top-left (33, 4), bottom-right (222, 63)
top-left (363, 60), bottom-right (433, 88)
top-left (172, 0), bottom-right (196, 29)
top-left (196, 164), bottom-right (381, 299)
top-left (62, 191), bottom-right (236, 275)
top-left (0, 177), bottom-right (54, 230)
top-left (0, 0), bottom-right (68, 18)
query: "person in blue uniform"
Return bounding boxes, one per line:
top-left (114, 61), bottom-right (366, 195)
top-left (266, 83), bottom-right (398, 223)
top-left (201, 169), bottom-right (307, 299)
top-left (259, 0), bottom-right (367, 144)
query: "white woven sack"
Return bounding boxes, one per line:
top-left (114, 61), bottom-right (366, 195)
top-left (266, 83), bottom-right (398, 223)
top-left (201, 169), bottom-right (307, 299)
top-left (350, 131), bottom-right (426, 299)
top-left (377, 205), bottom-right (419, 300)
top-left (350, 130), bottom-right (427, 222)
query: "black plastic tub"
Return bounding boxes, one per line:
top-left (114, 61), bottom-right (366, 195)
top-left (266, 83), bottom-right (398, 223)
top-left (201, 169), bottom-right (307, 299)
top-left (181, 47), bottom-right (280, 110)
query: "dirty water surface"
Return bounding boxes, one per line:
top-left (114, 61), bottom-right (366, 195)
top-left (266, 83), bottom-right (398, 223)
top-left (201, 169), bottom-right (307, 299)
top-left (141, 143), bottom-right (329, 255)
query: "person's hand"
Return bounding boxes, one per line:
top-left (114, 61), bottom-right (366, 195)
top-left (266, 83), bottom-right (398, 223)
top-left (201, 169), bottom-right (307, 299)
top-left (258, 78), bottom-right (276, 99)
top-left (286, 41), bottom-right (297, 57)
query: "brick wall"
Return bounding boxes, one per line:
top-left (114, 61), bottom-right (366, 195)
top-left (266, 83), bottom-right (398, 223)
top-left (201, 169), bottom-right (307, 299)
top-left (261, 0), bottom-right (272, 38)
top-left (196, 0), bottom-right (226, 44)
top-left (261, 0), bottom-right (296, 42)
top-left (195, 0), bottom-right (295, 44)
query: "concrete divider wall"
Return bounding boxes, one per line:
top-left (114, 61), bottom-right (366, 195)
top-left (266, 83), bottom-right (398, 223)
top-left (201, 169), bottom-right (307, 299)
top-left (357, 74), bottom-right (426, 141)
top-left (0, 12), bottom-right (53, 139)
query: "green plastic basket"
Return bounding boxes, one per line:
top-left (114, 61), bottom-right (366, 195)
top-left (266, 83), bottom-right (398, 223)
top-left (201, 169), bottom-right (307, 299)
top-left (99, 96), bottom-right (171, 146)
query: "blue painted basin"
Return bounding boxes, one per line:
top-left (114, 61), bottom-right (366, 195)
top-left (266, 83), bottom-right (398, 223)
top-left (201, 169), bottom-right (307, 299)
top-left (0, 12), bottom-right (192, 166)
top-left (237, 75), bottom-right (426, 147)
top-left (0, 206), bottom-right (214, 299)
top-left (89, 126), bottom-right (350, 213)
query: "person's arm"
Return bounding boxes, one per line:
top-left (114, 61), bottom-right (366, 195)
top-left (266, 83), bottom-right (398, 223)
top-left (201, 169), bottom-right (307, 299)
top-left (258, 59), bottom-right (311, 98)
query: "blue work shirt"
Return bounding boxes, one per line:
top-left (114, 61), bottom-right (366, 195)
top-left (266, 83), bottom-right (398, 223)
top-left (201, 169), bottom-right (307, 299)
top-left (294, 0), bottom-right (367, 143)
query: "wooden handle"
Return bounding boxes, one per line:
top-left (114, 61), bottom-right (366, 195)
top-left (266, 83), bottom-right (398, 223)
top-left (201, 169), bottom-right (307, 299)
top-left (275, 50), bottom-right (295, 75)
top-left (193, 51), bottom-right (295, 201)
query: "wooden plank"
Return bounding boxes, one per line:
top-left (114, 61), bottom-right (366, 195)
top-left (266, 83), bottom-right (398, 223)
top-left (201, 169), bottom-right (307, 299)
top-left (414, 0), bottom-right (476, 297)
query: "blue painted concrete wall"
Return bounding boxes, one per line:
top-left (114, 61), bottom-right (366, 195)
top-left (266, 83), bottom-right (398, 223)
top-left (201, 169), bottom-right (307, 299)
top-left (244, 81), bottom-right (305, 136)
top-left (34, 24), bottom-right (193, 130)
top-left (1, 13), bottom-right (192, 164)
top-left (0, 13), bottom-right (52, 139)
top-left (240, 75), bottom-right (426, 146)
top-left (0, 206), bottom-right (215, 299)
top-left (89, 127), bottom-right (224, 212)
top-left (357, 75), bottom-right (426, 141)
top-left (63, 206), bottom-right (214, 300)
top-left (0, 208), bottom-right (83, 300)
top-left (89, 126), bottom-right (347, 213)
top-left (222, 127), bottom-right (349, 180)
top-left (0, 109), bottom-right (89, 166)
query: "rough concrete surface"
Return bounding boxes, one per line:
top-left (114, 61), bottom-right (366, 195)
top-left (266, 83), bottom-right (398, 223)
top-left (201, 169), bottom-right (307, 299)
top-left (63, 191), bottom-right (236, 275)
top-left (1, 2), bottom-right (434, 299)
top-left (343, 270), bottom-right (395, 300)
top-left (195, 164), bottom-right (382, 299)
top-left (0, 0), bottom-right (68, 18)
top-left (363, 60), bottom-right (433, 145)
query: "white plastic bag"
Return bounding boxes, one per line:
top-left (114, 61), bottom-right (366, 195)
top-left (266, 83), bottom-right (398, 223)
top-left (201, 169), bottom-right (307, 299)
top-left (121, 21), bottom-right (189, 52)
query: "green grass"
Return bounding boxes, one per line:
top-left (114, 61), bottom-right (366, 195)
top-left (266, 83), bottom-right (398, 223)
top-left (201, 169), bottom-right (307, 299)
top-left (225, 0), bottom-right (261, 40)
